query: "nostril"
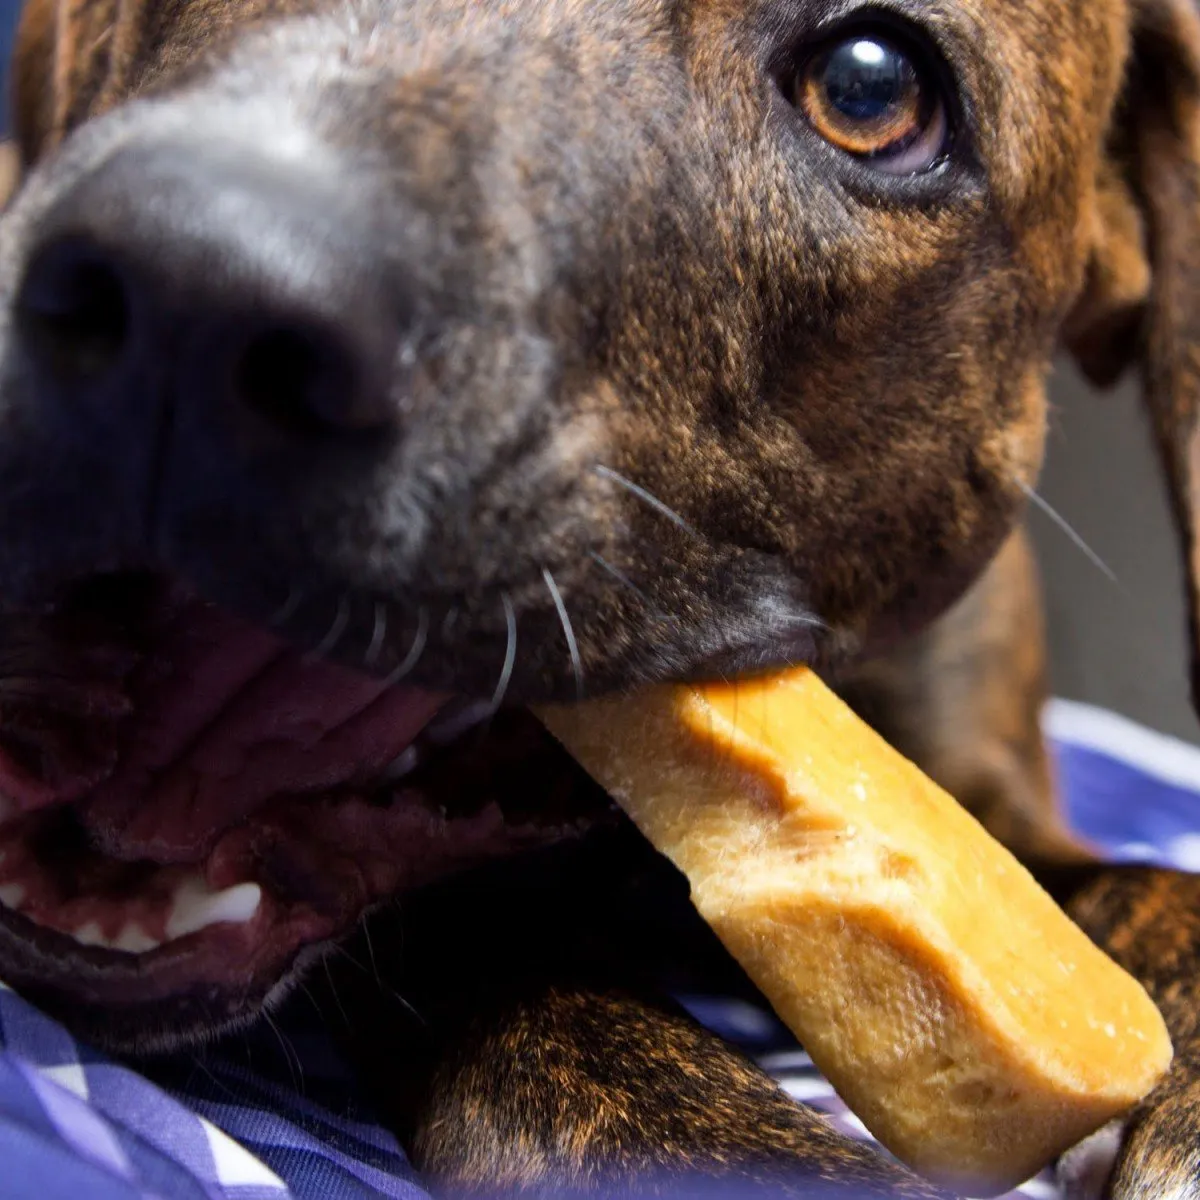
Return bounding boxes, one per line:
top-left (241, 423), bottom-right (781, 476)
top-left (233, 325), bottom-right (372, 437)
top-left (16, 240), bottom-right (132, 386)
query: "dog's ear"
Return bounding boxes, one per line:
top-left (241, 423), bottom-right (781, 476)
top-left (11, 0), bottom-right (124, 165)
top-left (1064, 0), bottom-right (1200, 712)
top-left (10, 0), bottom-right (56, 164)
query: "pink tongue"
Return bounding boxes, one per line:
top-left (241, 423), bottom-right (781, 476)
top-left (77, 603), bottom-right (445, 862)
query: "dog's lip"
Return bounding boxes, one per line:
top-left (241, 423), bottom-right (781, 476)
top-left (681, 630), bottom-right (821, 683)
top-left (0, 788), bottom-right (579, 1006)
top-left (0, 883), bottom-right (290, 1002)
top-left (0, 575), bottom-right (609, 1022)
top-left (0, 721), bottom-right (603, 1024)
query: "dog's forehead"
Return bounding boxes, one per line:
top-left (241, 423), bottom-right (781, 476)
top-left (118, 0), bottom-right (1132, 153)
top-left (25, 0), bottom-right (1136, 310)
top-left (357, 0), bottom-right (1131, 186)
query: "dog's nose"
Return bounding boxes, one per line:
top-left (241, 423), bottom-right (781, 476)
top-left (14, 139), bottom-right (409, 437)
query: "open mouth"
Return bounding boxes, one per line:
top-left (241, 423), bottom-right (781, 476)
top-left (0, 574), bottom-right (611, 1047)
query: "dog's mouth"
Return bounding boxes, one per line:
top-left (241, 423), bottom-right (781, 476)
top-left (0, 573), bottom-right (610, 1047)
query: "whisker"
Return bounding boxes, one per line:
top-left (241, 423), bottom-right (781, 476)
top-left (187, 1052), bottom-right (243, 1106)
top-left (594, 465), bottom-right (697, 536)
top-left (321, 955), bottom-right (352, 1030)
top-left (311, 594), bottom-right (351, 660)
top-left (589, 552), bottom-right (651, 605)
top-left (361, 920), bottom-right (383, 988)
top-left (269, 585), bottom-right (304, 629)
top-left (384, 607), bottom-right (429, 686)
top-left (364, 602), bottom-right (387, 669)
top-left (771, 611), bottom-right (828, 632)
top-left (330, 945), bottom-right (427, 1027)
top-left (381, 984), bottom-right (428, 1028)
top-left (542, 568), bottom-right (584, 700)
top-left (589, 552), bottom-right (671, 620)
top-left (1014, 478), bottom-right (1118, 584)
top-left (262, 1010), bottom-right (305, 1094)
top-left (489, 592), bottom-right (518, 713)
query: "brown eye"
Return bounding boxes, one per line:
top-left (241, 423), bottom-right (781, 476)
top-left (794, 33), bottom-right (949, 174)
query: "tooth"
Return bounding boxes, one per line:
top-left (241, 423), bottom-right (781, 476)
top-left (113, 924), bottom-right (161, 954)
top-left (72, 922), bottom-right (109, 948)
top-left (0, 883), bottom-right (26, 909)
top-left (165, 877), bottom-right (262, 941)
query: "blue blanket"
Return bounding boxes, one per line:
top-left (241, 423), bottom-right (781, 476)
top-left (0, 697), bottom-right (1196, 1200)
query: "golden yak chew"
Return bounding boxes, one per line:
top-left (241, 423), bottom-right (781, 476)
top-left (536, 667), bottom-right (1172, 1195)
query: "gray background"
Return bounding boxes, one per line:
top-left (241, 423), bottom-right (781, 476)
top-left (1034, 361), bottom-right (1199, 743)
top-left (0, 3), bottom-right (1191, 743)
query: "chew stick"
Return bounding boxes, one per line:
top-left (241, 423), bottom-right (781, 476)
top-left (536, 667), bottom-right (1171, 1195)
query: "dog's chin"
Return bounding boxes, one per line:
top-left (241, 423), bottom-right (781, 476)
top-left (0, 573), bottom-right (614, 1055)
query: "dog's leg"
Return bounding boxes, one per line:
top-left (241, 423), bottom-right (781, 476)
top-left (405, 982), bottom-right (949, 1199)
top-left (832, 525), bottom-right (1089, 866)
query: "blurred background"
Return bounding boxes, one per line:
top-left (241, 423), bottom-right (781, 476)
top-left (1033, 365), bottom-right (1198, 745)
top-left (0, 3), bottom-right (1191, 745)
top-left (0, 1), bottom-right (14, 136)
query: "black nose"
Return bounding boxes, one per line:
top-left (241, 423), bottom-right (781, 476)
top-left (14, 139), bottom-right (410, 437)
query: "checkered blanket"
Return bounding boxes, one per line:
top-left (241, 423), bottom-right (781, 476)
top-left (0, 697), bottom-right (1196, 1200)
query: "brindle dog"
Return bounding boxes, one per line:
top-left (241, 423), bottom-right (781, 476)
top-left (0, 0), bottom-right (1198, 1195)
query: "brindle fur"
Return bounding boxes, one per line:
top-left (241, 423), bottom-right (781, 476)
top-left (410, 987), bottom-right (945, 1198)
top-left (4, 0), bottom-right (1200, 1195)
top-left (0, 0), bottom-right (1117, 693)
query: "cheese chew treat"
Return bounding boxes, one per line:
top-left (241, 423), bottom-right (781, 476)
top-left (536, 667), bottom-right (1171, 1195)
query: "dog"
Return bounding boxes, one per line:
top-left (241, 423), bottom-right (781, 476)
top-left (0, 0), bottom-right (1199, 1194)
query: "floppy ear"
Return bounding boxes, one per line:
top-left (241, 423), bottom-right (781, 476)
top-left (11, 0), bottom-right (125, 166)
top-left (1064, 0), bottom-right (1200, 712)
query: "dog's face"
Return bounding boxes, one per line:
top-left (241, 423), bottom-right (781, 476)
top-left (0, 0), bottom-right (1182, 1049)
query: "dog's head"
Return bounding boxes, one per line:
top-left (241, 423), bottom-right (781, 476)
top-left (0, 0), bottom-right (1192, 1051)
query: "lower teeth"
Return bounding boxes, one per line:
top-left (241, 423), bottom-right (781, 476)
top-left (112, 924), bottom-right (162, 953)
top-left (72, 921), bottom-right (110, 948)
top-left (0, 872), bottom-right (262, 954)
top-left (67, 921), bottom-right (163, 953)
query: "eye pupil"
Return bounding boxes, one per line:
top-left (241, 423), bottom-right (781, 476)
top-left (822, 39), bottom-right (917, 124)
top-left (792, 27), bottom-right (950, 175)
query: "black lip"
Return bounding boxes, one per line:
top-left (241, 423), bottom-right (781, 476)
top-left (679, 629), bottom-right (820, 683)
top-left (0, 870), bottom-right (343, 1052)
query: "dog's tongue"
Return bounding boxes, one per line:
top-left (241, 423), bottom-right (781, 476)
top-left (0, 595), bottom-right (445, 863)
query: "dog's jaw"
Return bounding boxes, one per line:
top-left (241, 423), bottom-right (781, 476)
top-left (0, 574), bottom-right (613, 1052)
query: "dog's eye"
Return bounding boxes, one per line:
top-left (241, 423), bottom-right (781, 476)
top-left (792, 31), bottom-right (949, 174)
